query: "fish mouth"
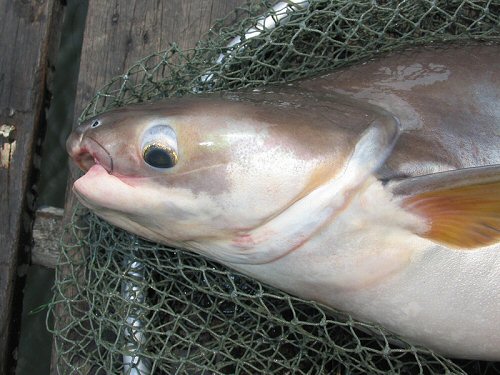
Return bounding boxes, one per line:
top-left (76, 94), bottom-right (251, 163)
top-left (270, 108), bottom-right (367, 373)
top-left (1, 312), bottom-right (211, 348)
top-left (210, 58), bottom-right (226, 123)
top-left (67, 133), bottom-right (114, 174)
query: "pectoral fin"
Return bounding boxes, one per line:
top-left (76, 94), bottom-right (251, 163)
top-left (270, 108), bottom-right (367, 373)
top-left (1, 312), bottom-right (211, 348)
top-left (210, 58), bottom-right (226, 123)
top-left (393, 165), bottom-right (500, 249)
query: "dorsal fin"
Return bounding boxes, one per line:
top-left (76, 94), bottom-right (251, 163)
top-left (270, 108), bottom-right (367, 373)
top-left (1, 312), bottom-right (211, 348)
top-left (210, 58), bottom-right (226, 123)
top-left (391, 165), bottom-right (500, 249)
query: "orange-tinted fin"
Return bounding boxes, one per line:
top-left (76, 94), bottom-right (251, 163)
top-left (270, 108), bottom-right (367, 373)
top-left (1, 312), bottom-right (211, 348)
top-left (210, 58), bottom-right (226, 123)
top-left (392, 165), bottom-right (500, 249)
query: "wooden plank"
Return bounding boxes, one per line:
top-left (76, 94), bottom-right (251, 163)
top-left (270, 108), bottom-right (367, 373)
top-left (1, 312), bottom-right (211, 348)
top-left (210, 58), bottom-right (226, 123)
top-left (52, 1), bottom-right (246, 373)
top-left (0, 0), bottom-right (64, 373)
top-left (32, 207), bottom-right (63, 269)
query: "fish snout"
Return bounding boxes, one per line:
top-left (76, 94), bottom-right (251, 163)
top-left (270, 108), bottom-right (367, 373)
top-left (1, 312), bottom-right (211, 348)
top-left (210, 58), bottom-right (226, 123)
top-left (67, 129), bottom-right (114, 174)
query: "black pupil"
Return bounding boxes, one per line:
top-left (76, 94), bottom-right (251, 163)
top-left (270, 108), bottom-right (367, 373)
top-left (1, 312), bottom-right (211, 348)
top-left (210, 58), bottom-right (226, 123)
top-left (144, 146), bottom-right (176, 168)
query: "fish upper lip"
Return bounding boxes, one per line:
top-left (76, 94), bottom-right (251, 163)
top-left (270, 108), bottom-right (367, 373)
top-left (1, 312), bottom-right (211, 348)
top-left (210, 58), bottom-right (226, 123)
top-left (67, 133), bottom-right (114, 174)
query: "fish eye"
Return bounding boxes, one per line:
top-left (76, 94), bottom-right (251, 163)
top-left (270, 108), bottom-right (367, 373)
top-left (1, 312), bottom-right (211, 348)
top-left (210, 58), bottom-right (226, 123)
top-left (141, 124), bottom-right (179, 169)
top-left (91, 120), bottom-right (100, 128)
top-left (143, 143), bottom-right (178, 168)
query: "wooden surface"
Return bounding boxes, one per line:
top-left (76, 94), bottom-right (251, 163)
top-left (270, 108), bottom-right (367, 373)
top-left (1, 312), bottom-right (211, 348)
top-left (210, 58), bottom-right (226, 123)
top-left (32, 207), bottom-right (64, 269)
top-left (53, 1), bottom-right (246, 373)
top-left (0, 0), bottom-right (63, 373)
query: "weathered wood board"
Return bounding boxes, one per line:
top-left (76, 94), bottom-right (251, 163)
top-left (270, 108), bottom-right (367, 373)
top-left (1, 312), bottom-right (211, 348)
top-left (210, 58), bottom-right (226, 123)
top-left (32, 207), bottom-right (64, 269)
top-left (0, 0), bottom-right (63, 373)
top-left (54, 1), bottom-right (246, 373)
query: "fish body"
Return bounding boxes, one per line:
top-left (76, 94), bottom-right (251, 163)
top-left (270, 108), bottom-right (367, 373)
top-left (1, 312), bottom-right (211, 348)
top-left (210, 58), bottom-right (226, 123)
top-left (67, 44), bottom-right (500, 360)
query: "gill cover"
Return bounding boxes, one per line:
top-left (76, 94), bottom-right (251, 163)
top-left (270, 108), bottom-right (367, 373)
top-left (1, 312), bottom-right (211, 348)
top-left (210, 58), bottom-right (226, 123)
top-left (193, 116), bottom-right (401, 264)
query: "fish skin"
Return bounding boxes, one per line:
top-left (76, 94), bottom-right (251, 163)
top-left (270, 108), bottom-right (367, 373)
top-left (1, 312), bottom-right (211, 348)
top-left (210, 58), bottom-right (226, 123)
top-left (67, 43), bottom-right (500, 360)
top-left (298, 43), bottom-right (500, 178)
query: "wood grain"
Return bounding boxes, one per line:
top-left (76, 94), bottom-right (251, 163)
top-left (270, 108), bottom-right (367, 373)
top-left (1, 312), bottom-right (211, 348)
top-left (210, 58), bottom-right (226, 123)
top-left (53, 1), bottom-right (246, 373)
top-left (0, 0), bottom-right (63, 373)
top-left (73, 0), bottom-right (248, 117)
top-left (32, 207), bottom-right (64, 269)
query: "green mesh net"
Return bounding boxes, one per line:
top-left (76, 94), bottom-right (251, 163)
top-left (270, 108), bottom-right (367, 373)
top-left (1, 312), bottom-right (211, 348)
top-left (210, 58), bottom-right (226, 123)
top-left (49, 1), bottom-right (500, 374)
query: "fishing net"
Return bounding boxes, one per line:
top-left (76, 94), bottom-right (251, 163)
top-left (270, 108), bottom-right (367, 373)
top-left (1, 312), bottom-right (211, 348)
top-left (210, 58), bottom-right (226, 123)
top-left (49, 1), bottom-right (500, 374)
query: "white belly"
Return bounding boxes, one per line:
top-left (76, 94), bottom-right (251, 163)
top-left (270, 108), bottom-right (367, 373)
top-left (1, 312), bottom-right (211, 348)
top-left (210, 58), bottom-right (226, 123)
top-left (355, 244), bottom-right (500, 360)
top-left (226, 180), bottom-right (500, 360)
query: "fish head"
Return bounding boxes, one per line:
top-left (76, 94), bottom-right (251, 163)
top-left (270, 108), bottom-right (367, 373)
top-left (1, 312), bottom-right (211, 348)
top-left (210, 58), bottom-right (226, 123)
top-left (67, 94), bottom-right (359, 249)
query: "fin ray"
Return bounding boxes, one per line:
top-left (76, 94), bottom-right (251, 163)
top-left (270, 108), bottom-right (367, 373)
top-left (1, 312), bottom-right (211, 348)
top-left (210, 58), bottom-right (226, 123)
top-left (398, 170), bottom-right (500, 249)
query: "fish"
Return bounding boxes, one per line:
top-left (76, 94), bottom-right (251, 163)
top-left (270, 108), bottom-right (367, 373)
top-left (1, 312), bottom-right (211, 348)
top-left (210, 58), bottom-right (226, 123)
top-left (66, 43), bottom-right (500, 360)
